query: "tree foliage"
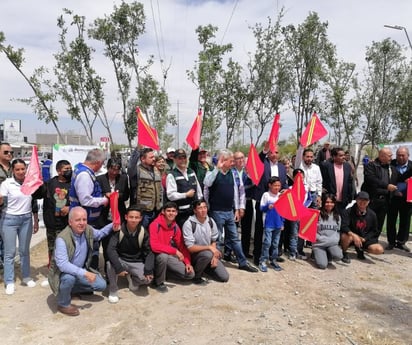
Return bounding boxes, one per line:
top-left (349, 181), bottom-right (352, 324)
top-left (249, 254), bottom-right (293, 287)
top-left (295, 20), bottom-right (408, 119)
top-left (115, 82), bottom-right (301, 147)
top-left (55, 9), bottom-right (110, 144)
top-left (282, 12), bottom-right (336, 144)
top-left (0, 32), bottom-right (66, 143)
top-left (245, 14), bottom-right (291, 146)
top-left (187, 24), bottom-right (233, 151)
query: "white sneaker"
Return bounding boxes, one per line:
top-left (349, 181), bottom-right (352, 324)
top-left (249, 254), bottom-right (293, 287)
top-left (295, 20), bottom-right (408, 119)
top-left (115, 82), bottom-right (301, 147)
top-left (23, 279), bottom-right (36, 288)
top-left (5, 283), bottom-right (15, 295)
top-left (108, 294), bottom-right (119, 304)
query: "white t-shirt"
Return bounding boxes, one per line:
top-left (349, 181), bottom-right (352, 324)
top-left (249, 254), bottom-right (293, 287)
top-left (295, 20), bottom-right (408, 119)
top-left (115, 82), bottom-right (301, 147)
top-left (0, 177), bottom-right (32, 215)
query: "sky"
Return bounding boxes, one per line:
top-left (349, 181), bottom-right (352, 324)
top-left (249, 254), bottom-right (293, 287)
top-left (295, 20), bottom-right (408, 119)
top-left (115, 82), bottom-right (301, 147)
top-left (1, 0), bottom-right (411, 147)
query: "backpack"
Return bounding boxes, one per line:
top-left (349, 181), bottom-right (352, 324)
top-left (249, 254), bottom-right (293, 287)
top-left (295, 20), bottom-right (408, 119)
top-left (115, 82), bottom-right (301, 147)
top-left (190, 218), bottom-right (214, 234)
top-left (118, 226), bottom-right (145, 248)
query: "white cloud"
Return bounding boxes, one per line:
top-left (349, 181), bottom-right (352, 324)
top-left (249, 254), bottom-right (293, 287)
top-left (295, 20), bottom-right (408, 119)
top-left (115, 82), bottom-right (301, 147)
top-left (1, 0), bottom-right (411, 146)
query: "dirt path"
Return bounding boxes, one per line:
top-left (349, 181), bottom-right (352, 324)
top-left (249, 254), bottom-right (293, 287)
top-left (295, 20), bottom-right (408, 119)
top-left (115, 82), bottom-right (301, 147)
top-left (0, 237), bottom-right (411, 345)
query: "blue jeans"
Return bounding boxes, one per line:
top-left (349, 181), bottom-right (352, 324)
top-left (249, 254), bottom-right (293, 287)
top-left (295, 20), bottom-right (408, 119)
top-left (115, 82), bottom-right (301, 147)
top-left (211, 210), bottom-right (247, 267)
top-left (57, 272), bottom-right (107, 307)
top-left (260, 227), bottom-right (281, 263)
top-left (0, 213), bottom-right (33, 284)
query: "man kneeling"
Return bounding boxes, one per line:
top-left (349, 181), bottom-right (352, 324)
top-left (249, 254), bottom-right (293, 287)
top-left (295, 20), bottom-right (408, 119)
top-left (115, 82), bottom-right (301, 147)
top-left (149, 202), bottom-right (195, 292)
top-left (106, 206), bottom-right (154, 303)
top-left (182, 199), bottom-right (229, 285)
top-left (48, 207), bottom-right (119, 316)
top-left (340, 192), bottom-right (384, 263)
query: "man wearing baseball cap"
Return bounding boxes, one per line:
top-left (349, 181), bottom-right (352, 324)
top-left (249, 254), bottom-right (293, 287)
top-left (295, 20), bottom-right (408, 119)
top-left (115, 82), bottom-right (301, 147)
top-left (165, 147), bottom-right (175, 171)
top-left (340, 191), bottom-right (384, 263)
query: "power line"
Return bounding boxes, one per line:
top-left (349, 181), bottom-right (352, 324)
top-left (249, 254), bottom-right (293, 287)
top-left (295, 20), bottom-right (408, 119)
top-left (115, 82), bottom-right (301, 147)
top-left (220, 0), bottom-right (239, 44)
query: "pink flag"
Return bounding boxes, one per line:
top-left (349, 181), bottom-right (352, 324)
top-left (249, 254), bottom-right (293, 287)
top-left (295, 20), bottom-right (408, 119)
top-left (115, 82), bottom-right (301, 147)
top-left (21, 146), bottom-right (43, 195)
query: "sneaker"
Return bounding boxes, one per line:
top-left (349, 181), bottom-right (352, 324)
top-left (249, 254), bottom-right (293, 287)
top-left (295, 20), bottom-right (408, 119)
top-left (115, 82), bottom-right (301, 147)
top-left (126, 275), bottom-right (139, 292)
top-left (193, 277), bottom-right (209, 285)
top-left (155, 282), bottom-right (168, 293)
top-left (5, 283), bottom-right (15, 295)
top-left (342, 252), bottom-right (351, 264)
top-left (297, 251), bottom-right (307, 260)
top-left (289, 254), bottom-right (296, 261)
top-left (238, 263), bottom-right (258, 273)
top-left (108, 294), bottom-right (119, 304)
top-left (395, 242), bottom-right (411, 252)
top-left (356, 248), bottom-right (366, 260)
top-left (386, 243), bottom-right (395, 250)
top-left (23, 278), bottom-right (36, 288)
top-left (270, 261), bottom-right (283, 271)
top-left (223, 254), bottom-right (237, 263)
top-left (258, 262), bottom-right (268, 272)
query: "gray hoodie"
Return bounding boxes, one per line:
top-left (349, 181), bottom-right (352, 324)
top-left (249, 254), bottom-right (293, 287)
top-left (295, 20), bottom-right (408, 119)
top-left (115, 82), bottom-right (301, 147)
top-left (182, 215), bottom-right (218, 248)
top-left (313, 214), bottom-right (341, 248)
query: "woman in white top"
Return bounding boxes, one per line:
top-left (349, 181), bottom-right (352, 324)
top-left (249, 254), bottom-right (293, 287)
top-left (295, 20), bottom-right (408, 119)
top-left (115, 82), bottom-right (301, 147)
top-left (0, 159), bottom-right (41, 295)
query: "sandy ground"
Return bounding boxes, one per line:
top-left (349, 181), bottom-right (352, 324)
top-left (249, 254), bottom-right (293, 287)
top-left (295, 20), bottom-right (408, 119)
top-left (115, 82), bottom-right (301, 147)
top-left (0, 227), bottom-right (411, 345)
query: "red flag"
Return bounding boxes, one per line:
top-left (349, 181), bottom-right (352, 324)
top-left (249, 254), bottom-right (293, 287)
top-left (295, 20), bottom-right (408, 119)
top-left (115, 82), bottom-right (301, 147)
top-left (245, 143), bottom-right (264, 186)
top-left (268, 113), bottom-right (280, 154)
top-left (291, 171), bottom-right (305, 204)
top-left (136, 107), bottom-right (159, 150)
top-left (109, 191), bottom-right (121, 228)
top-left (186, 109), bottom-right (202, 150)
top-left (407, 177), bottom-right (412, 203)
top-left (21, 146), bottom-right (43, 195)
top-left (299, 112), bottom-right (328, 148)
top-left (274, 189), bottom-right (303, 221)
top-left (298, 207), bottom-right (319, 242)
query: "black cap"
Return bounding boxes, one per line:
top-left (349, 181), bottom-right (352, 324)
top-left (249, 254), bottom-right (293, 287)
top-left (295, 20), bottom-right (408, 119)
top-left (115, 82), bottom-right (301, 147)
top-left (174, 148), bottom-right (187, 158)
top-left (356, 191), bottom-right (370, 200)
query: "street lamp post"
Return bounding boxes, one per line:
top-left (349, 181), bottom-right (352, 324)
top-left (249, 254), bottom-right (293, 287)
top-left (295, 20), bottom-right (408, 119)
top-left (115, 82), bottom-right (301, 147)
top-left (384, 24), bottom-right (412, 51)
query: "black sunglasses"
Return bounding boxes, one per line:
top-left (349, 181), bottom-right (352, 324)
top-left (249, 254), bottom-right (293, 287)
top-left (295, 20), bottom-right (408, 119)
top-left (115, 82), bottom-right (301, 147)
top-left (3, 151), bottom-right (14, 155)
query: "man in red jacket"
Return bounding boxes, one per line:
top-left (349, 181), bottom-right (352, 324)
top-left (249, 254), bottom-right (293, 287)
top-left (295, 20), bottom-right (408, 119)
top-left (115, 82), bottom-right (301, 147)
top-left (149, 202), bottom-right (194, 292)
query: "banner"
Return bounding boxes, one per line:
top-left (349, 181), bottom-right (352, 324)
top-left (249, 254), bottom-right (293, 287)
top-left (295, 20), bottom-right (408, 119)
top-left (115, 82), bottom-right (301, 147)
top-left (299, 112), bottom-right (328, 148)
top-left (245, 143), bottom-right (264, 186)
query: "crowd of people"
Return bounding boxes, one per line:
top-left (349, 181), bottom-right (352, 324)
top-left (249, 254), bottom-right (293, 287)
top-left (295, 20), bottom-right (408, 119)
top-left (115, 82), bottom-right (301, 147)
top-left (0, 141), bottom-right (411, 317)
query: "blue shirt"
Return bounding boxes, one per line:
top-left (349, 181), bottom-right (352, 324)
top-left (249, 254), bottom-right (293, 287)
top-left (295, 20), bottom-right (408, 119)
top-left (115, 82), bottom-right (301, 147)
top-left (55, 223), bottom-right (113, 278)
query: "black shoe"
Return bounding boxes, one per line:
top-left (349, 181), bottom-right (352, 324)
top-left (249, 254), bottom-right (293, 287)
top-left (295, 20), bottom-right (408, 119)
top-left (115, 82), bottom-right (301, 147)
top-left (245, 253), bottom-right (253, 259)
top-left (238, 263), bottom-right (258, 273)
top-left (276, 257), bottom-right (285, 263)
top-left (395, 243), bottom-right (411, 252)
top-left (223, 254), bottom-right (237, 263)
top-left (193, 277), bottom-right (208, 286)
top-left (356, 248), bottom-right (366, 260)
top-left (342, 252), bottom-right (351, 264)
top-left (386, 243), bottom-right (395, 250)
top-left (155, 283), bottom-right (168, 293)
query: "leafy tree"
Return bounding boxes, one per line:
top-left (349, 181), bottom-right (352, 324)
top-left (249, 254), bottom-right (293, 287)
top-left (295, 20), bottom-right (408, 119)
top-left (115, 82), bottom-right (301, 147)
top-left (0, 32), bottom-right (66, 143)
top-left (220, 59), bottom-right (247, 147)
top-left (89, 1), bottom-right (156, 148)
top-left (322, 58), bottom-right (358, 149)
top-left (394, 61), bottom-right (412, 141)
top-left (282, 12), bottom-right (336, 145)
top-left (245, 14), bottom-right (291, 146)
top-left (187, 24), bottom-right (232, 150)
top-left (55, 9), bottom-right (111, 144)
top-left (353, 38), bottom-right (405, 155)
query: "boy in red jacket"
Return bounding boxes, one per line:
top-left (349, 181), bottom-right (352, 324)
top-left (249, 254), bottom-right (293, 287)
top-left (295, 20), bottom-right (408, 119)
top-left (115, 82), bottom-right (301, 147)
top-left (149, 202), bottom-right (194, 292)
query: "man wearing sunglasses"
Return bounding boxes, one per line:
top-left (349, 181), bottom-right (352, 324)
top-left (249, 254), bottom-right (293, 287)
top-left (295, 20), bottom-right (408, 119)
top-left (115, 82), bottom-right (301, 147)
top-left (0, 142), bottom-right (14, 268)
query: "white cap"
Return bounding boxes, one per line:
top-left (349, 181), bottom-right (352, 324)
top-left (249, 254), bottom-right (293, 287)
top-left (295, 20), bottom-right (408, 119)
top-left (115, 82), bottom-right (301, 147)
top-left (167, 147), bottom-right (175, 154)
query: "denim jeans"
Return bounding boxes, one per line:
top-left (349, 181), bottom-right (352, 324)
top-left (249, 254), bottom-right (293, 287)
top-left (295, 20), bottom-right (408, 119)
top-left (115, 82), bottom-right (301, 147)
top-left (57, 272), bottom-right (107, 307)
top-left (211, 210), bottom-right (247, 267)
top-left (0, 213), bottom-right (33, 284)
top-left (259, 227), bottom-right (281, 263)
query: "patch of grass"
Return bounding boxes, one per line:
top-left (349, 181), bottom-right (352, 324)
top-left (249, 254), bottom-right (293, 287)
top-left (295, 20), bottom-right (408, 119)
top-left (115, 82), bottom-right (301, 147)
top-left (353, 329), bottom-right (400, 345)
